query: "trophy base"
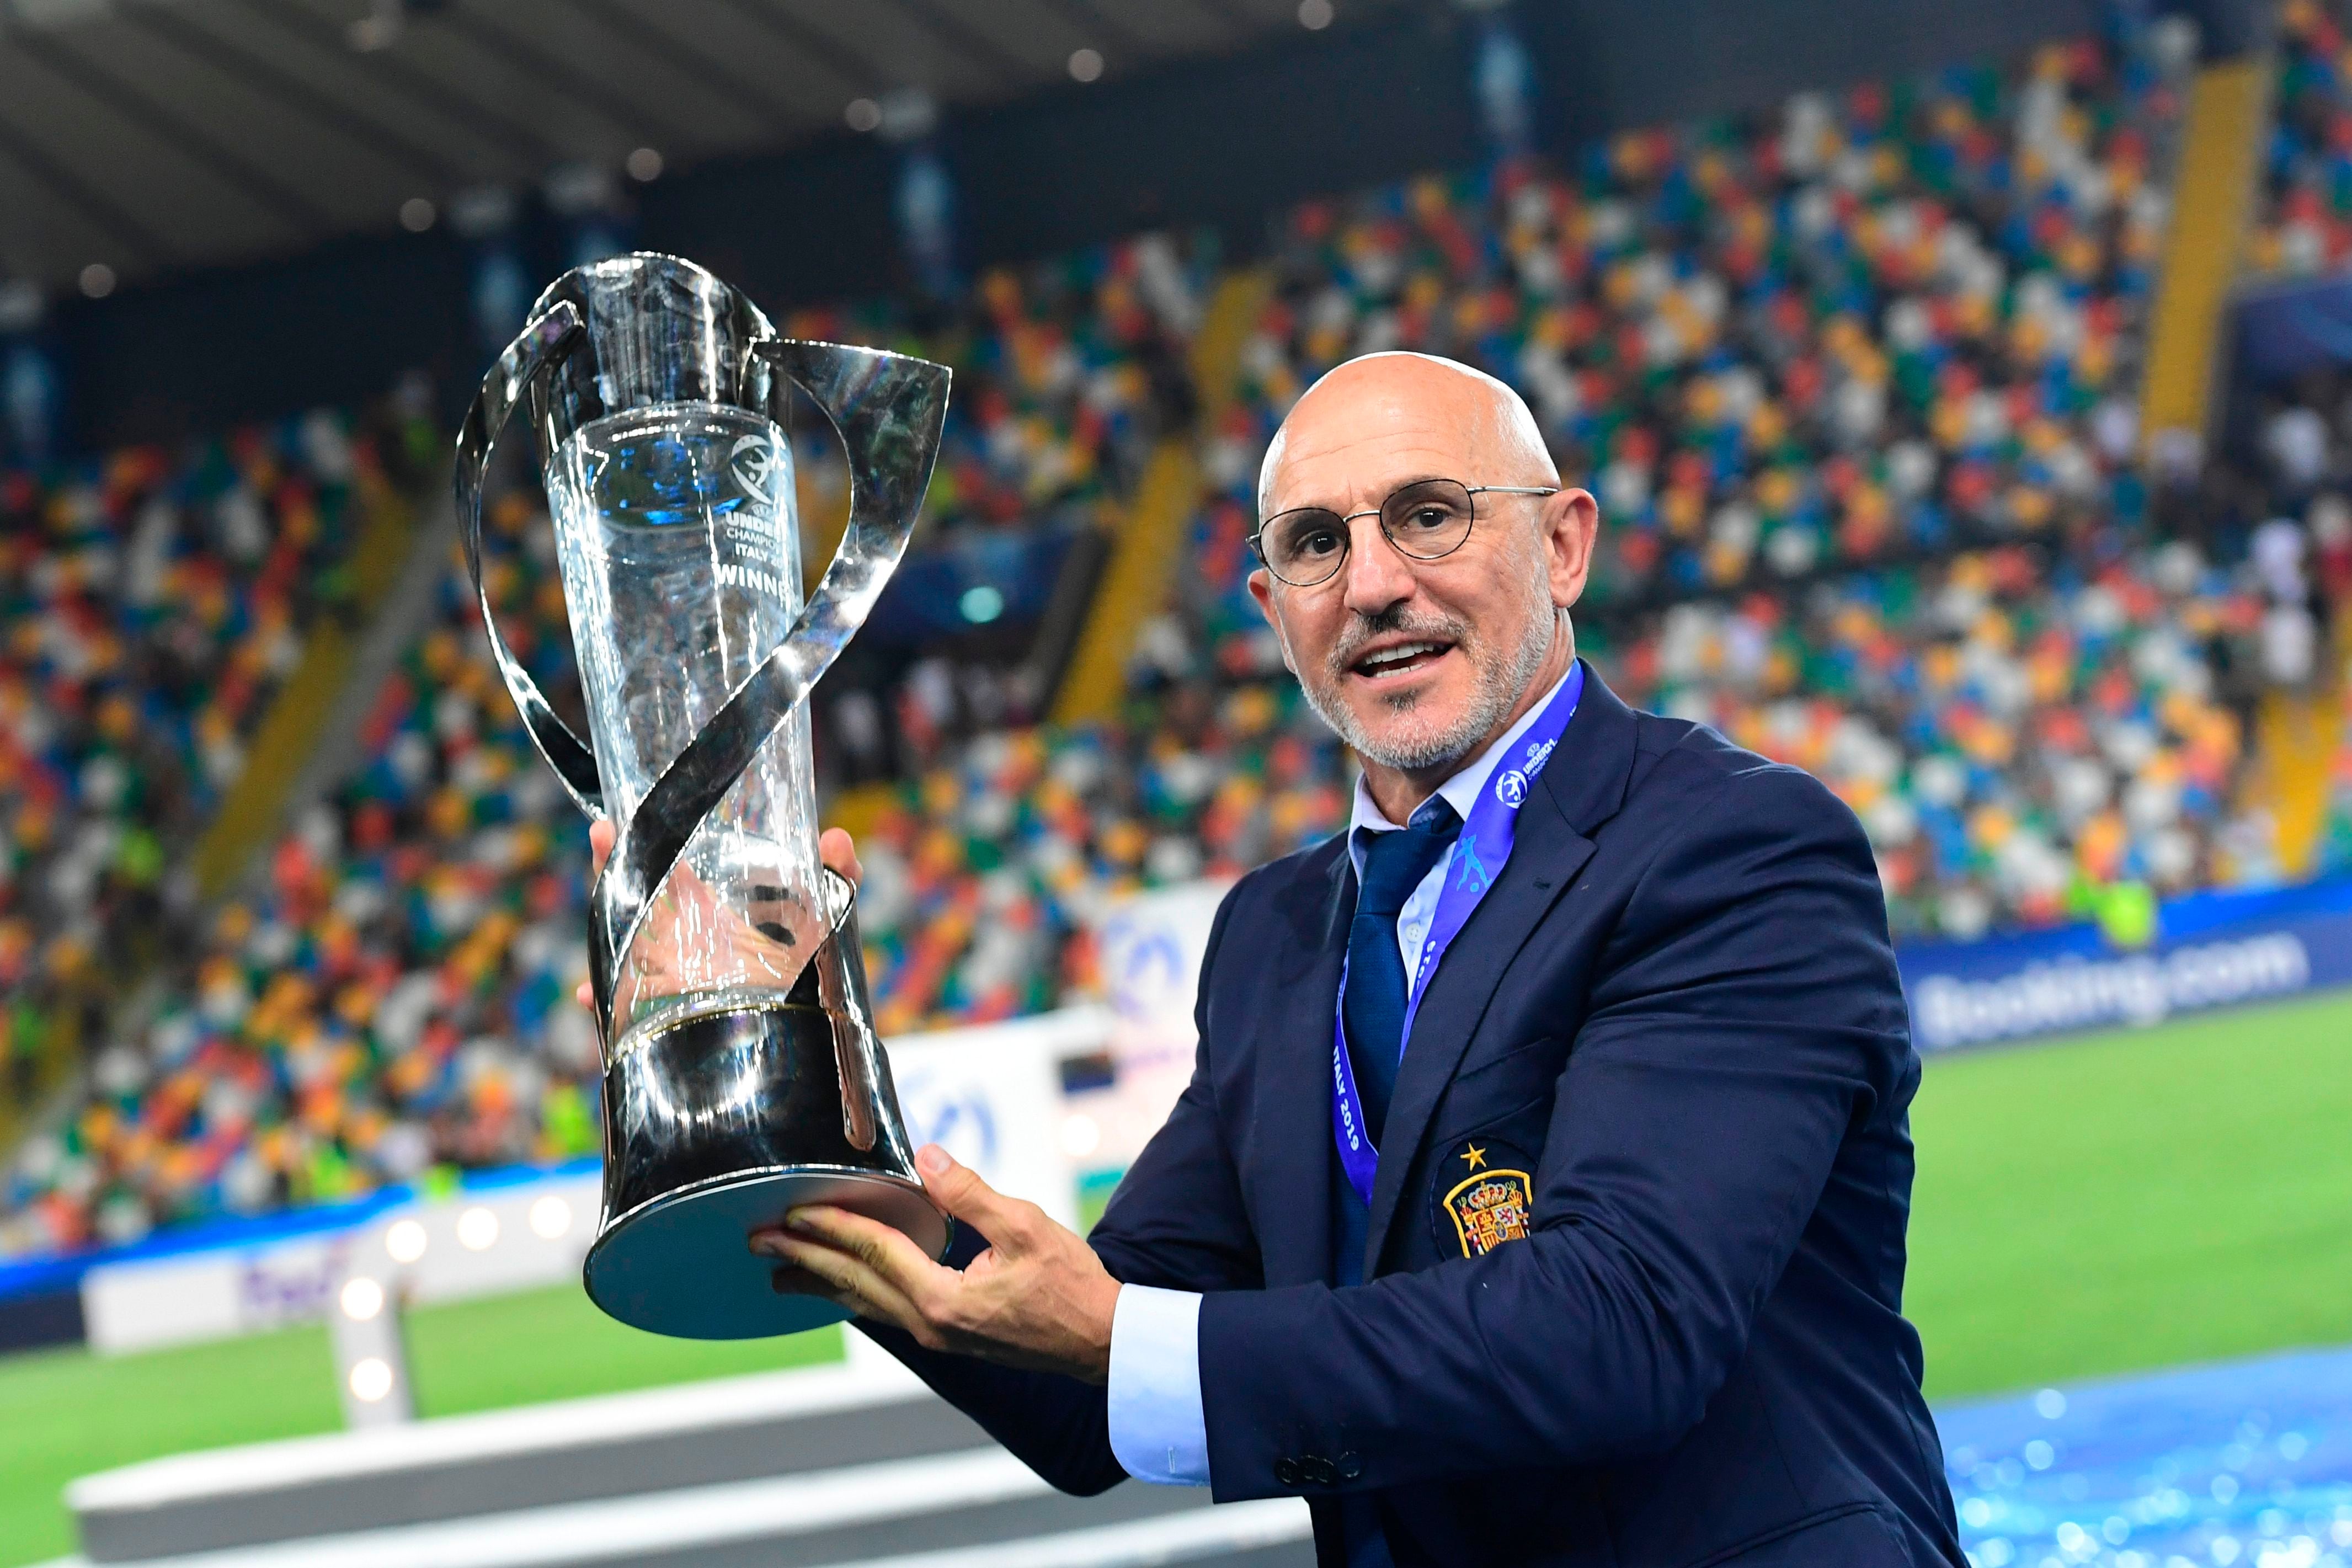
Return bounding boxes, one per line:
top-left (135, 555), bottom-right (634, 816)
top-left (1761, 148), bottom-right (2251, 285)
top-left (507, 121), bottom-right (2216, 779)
top-left (585, 1166), bottom-right (946, 1340)
top-left (584, 998), bottom-right (949, 1340)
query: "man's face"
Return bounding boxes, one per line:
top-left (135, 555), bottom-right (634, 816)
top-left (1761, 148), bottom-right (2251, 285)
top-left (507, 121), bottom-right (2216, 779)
top-left (1247, 359), bottom-right (1596, 774)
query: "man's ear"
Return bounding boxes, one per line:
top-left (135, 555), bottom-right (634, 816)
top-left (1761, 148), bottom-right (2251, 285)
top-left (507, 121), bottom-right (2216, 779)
top-left (1540, 488), bottom-right (1598, 610)
top-left (1245, 568), bottom-right (1299, 675)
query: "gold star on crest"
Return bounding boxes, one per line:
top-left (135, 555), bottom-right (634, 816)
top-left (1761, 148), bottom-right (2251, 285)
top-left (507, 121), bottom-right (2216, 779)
top-left (1459, 1144), bottom-right (1489, 1171)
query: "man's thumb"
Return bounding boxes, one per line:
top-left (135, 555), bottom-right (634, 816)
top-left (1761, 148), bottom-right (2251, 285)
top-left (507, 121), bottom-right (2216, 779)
top-left (915, 1144), bottom-right (1012, 1233)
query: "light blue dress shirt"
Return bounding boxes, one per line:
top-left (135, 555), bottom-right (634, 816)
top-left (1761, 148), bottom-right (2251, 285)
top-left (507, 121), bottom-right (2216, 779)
top-left (1103, 665), bottom-right (1578, 1488)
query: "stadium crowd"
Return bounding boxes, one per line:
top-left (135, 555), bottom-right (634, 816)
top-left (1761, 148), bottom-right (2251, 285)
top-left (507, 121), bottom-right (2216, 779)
top-left (782, 232), bottom-right (1206, 549)
top-left (8, 22), bottom-right (2352, 1254)
top-left (786, 234), bottom-right (1209, 781)
top-left (1201, 30), bottom-right (2185, 619)
top-left (2232, 0), bottom-right (2352, 874)
top-left (2253, 0), bottom-right (2352, 279)
top-left (0, 414), bottom-right (394, 1143)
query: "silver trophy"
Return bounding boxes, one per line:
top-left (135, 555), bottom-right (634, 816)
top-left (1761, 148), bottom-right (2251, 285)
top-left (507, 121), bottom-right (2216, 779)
top-left (455, 253), bottom-right (951, 1338)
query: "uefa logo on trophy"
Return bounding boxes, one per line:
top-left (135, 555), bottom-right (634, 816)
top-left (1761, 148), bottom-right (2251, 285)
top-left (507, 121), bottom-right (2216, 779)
top-left (455, 253), bottom-right (952, 1338)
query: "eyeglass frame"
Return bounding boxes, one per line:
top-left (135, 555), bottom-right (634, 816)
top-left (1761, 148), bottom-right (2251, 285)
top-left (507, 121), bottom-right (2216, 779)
top-left (1247, 478), bottom-right (1562, 588)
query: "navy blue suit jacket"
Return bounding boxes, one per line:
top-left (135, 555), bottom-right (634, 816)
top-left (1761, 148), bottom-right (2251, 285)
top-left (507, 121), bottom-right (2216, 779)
top-left (867, 664), bottom-right (1965, 1567)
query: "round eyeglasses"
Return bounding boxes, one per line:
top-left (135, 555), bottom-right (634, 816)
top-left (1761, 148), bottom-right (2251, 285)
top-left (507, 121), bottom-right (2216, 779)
top-left (1249, 477), bottom-right (1560, 588)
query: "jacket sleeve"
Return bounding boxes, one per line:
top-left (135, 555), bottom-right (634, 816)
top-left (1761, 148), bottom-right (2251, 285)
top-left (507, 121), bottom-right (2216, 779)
top-left (860, 874), bottom-right (1265, 1495)
top-left (1193, 762), bottom-right (1912, 1501)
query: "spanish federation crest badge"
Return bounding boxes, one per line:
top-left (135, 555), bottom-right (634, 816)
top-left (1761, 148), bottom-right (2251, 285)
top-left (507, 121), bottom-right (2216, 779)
top-left (1441, 1156), bottom-right (1535, 1257)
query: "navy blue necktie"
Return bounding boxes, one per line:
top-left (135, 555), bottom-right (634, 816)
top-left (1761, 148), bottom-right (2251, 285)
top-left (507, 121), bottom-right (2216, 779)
top-left (1343, 802), bottom-right (1460, 1145)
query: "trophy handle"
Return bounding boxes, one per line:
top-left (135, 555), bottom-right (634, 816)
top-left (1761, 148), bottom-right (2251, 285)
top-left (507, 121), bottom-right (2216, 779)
top-left (817, 868), bottom-right (882, 1151)
top-left (586, 342), bottom-right (950, 1033)
top-left (452, 302), bottom-right (605, 819)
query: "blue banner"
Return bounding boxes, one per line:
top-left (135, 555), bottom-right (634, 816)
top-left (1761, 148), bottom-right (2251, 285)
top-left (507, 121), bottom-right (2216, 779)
top-left (1897, 876), bottom-right (2352, 1053)
top-left (0, 1156), bottom-right (600, 1305)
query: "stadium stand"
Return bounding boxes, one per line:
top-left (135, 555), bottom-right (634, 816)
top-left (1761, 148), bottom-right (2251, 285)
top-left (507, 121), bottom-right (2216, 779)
top-left (1170, 21), bottom-right (2278, 937)
top-left (5, 19), bottom-right (2339, 1257)
top-left (2251, 0), bottom-right (2352, 279)
top-left (1213, 31), bottom-right (2185, 609)
top-left (1604, 538), bottom-right (2269, 938)
top-left (789, 237), bottom-right (1210, 783)
top-left (785, 234), bottom-right (1206, 545)
top-left (0, 415), bottom-right (404, 1155)
top-left (0, 484), bottom-right (583, 1255)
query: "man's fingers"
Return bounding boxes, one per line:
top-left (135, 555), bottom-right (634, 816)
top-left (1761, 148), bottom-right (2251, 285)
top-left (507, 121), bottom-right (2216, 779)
top-left (754, 1231), bottom-right (929, 1336)
top-left (783, 1204), bottom-right (944, 1298)
top-left (819, 827), bottom-right (863, 888)
top-left (588, 818), bottom-right (615, 880)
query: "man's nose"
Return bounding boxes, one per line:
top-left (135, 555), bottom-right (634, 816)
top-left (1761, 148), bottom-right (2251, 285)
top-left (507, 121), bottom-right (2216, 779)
top-left (1340, 514), bottom-right (1416, 616)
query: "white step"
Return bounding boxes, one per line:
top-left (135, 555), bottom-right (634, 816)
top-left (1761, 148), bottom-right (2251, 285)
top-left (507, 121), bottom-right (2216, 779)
top-left (46, 1445), bottom-right (1311, 1568)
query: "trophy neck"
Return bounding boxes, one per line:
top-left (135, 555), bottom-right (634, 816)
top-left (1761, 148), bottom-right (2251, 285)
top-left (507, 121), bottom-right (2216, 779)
top-left (526, 253), bottom-right (780, 458)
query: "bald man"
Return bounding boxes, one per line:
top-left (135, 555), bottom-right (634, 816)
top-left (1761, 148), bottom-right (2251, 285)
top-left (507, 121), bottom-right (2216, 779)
top-left (760, 354), bottom-right (1965, 1567)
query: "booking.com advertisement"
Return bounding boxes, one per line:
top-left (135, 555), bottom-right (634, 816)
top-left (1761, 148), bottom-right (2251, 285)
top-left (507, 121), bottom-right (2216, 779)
top-left (1897, 877), bottom-right (2352, 1053)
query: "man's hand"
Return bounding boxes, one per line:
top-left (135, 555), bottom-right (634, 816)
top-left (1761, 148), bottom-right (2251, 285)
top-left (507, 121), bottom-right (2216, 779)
top-left (750, 1144), bottom-right (1122, 1385)
top-left (574, 823), bottom-right (865, 1012)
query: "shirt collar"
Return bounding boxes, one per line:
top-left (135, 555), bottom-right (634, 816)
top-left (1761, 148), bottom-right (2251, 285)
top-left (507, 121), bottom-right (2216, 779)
top-left (1346, 660), bottom-right (1579, 881)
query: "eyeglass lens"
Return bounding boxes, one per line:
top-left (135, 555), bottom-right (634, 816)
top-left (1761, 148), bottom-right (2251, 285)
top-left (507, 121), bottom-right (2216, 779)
top-left (1258, 478), bottom-right (1478, 584)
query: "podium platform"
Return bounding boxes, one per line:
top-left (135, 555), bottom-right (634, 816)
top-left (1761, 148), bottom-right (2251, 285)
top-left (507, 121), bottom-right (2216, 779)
top-left (49, 1351), bottom-right (1313, 1568)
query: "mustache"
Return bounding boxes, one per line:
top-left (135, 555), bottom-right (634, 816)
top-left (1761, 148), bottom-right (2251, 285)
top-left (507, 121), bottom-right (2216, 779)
top-left (1324, 606), bottom-right (1472, 679)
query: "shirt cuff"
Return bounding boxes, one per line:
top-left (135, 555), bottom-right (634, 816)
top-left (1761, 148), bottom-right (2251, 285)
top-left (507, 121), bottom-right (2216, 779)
top-left (1106, 1284), bottom-right (1210, 1487)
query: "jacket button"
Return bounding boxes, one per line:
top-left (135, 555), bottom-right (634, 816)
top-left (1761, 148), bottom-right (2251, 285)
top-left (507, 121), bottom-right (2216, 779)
top-left (1302, 1455), bottom-right (1338, 1487)
top-left (1273, 1457), bottom-right (1302, 1487)
top-left (1338, 1452), bottom-right (1364, 1480)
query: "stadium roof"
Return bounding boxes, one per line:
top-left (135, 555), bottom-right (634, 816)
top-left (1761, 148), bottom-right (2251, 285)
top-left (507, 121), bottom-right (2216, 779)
top-left (0, 0), bottom-right (1383, 298)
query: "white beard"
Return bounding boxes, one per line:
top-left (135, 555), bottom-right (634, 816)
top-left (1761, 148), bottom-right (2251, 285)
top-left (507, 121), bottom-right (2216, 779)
top-left (1301, 584), bottom-right (1560, 775)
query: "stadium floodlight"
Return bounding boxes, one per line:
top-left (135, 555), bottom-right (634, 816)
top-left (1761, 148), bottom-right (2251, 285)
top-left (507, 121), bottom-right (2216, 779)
top-left (339, 1277), bottom-right (386, 1322)
top-left (450, 186), bottom-right (518, 241)
top-left (456, 1206), bottom-right (500, 1251)
top-left (874, 87), bottom-right (937, 142)
top-left (348, 1358), bottom-right (393, 1403)
top-left (529, 1195), bottom-right (574, 1240)
top-left (1299, 0), bottom-right (1335, 29)
top-left (346, 0), bottom-right (405, 52)
top-left (384, 1218), bottom-right (428, 1263)
top-left (0, 280), bottom-right (42, 333)
top-left (545, 162), bottom-right (616, 218)
top-left (1068, 47), bottom-right (1104, 82)
top-left (331, 1262), bottom-right (413, 1427)
top-left (78, 264), bottom-right (115, 300)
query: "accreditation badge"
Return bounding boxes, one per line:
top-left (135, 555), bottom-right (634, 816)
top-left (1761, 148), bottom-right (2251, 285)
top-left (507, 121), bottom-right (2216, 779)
top-left (1437, 1138), bottom-right (1536, 1257)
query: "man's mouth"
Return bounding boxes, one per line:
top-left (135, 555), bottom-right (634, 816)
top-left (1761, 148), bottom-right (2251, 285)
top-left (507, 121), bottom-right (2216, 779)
top-left (1348, 639), bottom-right (1455, 681)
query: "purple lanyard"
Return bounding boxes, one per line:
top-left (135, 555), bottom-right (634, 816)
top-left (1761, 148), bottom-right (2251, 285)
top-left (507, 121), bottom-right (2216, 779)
top-left (1330, 662), bottom-right (1584, 1208)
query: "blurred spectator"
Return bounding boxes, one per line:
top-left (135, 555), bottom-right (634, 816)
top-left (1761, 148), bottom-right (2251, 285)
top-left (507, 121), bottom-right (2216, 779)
top-left (2, 488), bottom-right (591, 1255)
top-left (783, 231), bottom-right (1209, 548)
top-left (1198, 23), bottom-right (2190, 628)
top-left (0, 410), bottom-right (399, 1180)
top-left (2252, 0), bottom-right (2352, 278)
top-left (1607, 537), bottom-right (2266, 938)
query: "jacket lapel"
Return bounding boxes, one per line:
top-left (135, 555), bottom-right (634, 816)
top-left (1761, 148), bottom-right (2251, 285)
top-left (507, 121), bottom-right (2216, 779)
top-left (1254, 839), bottom-right (1350, 1288)
top-left (1363, 663), bottom-right (1644, 1271)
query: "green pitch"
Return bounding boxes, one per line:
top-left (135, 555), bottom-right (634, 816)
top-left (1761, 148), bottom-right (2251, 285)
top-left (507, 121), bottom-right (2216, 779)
top-left (3, 989), bottom-right (2351, 1566)
top-left (1904, 986), bottom-right (2352, 1397)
